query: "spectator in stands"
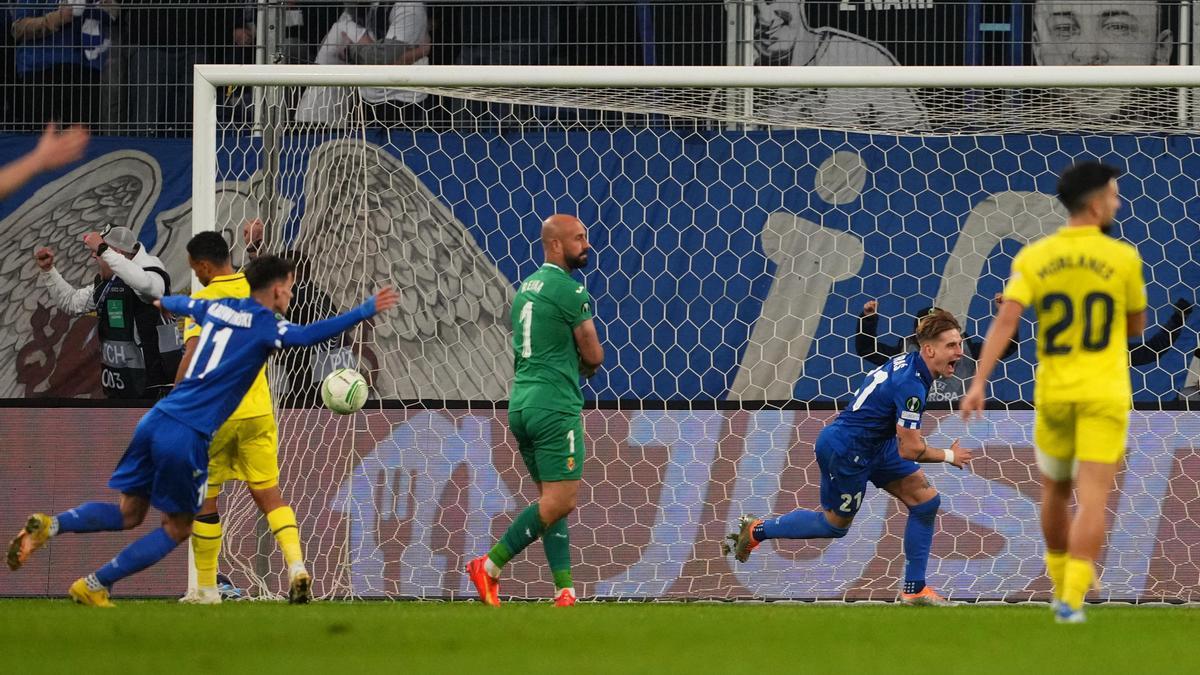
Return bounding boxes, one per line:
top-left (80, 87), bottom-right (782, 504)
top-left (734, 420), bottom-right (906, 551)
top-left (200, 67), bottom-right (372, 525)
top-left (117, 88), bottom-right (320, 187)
top-left (294, 6), bottom-right (374, 125)
top-left (281, 3), bottom-right (343, 65)
top-left (9, 0), bottom-right (117, 127)
top-left (856, 296), bottom-right (1020, 403)
top-left (347, 2), bottom-right (431, 126)
top-left (34, 225), bottom-right (182, 398)
top-left (122, 1), bottom-right (241, 135)
top-left (451, 1), bottom-right (566, 128)
top-left (294, 2), bottom-right (430, 126)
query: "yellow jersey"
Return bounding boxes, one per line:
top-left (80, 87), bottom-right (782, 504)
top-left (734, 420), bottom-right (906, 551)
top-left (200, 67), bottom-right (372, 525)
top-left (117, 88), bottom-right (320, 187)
top-left (184, 272), bottom-right (274, 420)
top-left (1003, 225), bottom-right (1146, 404)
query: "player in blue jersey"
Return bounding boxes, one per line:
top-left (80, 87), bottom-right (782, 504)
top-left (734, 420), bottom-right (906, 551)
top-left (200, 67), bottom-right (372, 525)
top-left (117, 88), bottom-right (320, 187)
top-left (726, 309), bottom-right (974, 605)
top-left (6, 255), bottom-right (398, 606)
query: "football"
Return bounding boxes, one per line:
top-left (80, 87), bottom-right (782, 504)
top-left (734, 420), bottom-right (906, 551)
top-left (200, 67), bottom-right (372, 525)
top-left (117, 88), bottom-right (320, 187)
top-left (321, 368), bottom-right (368, 415)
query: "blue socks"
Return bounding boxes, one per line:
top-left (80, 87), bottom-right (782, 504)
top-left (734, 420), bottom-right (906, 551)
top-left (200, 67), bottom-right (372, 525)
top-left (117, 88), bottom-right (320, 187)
top-left (55, 502), bottom-right (124, 533)
top-left (94, 527), bottom-right (180, 588)
top-left (902, 494), bottom-right (941, 594)
top-left (756, 510), bottom-right (849, 541)
top-left (753, 494), bottom-right (941, 596)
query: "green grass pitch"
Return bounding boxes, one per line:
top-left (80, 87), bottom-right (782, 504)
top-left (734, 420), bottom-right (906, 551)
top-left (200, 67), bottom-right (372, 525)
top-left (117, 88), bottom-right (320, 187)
top-left (2, 600), bottom-right (1198, 674)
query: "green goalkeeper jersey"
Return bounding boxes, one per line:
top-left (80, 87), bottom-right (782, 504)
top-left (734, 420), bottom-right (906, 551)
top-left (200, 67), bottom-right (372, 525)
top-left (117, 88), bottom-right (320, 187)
top-left (510, 263), bottom-right (593, 413)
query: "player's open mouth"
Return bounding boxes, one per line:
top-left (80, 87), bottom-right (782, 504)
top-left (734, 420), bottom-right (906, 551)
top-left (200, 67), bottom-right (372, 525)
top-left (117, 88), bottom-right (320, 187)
top-left (947, 359), bottom-right (959, 373)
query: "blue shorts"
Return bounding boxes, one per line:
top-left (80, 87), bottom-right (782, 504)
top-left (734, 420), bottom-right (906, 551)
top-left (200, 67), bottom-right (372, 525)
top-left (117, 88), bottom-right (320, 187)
top-left (815, 426), bottom-right (920, 517)
top-left (108, 408), bottom-right (210, 515)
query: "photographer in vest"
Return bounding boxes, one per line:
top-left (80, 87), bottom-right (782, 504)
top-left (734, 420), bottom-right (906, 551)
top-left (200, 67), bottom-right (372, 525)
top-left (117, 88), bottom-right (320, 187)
top-left (34, 226), bottom-right (182, 398)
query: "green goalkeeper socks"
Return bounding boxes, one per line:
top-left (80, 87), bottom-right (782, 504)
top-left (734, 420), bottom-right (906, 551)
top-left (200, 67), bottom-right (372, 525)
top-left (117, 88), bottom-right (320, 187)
top-left (542, 517), bottom-right (573, 590)
top-left (488, 503), bottom-right (546, 570)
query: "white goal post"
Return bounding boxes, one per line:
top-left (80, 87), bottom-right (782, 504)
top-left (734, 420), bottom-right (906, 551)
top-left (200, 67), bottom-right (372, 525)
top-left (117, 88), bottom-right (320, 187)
top-left (192, 63), bottom-right (1200, 245)
top-left (188, 64), bottom-right (1200, 602)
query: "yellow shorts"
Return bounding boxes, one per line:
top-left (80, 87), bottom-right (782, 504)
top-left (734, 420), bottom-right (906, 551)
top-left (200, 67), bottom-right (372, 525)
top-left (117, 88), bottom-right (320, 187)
top-left (1033, 401), bottom-right (1130, 480)
top-left (207, 414), bottom-right (279, 492)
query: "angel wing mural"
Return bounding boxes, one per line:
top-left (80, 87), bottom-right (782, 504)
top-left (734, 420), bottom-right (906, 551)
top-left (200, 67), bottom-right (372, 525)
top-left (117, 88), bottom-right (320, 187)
top-left (294, 139), bottom-right (514, 400)
top-left (0, 151), bottom-right (162, 397)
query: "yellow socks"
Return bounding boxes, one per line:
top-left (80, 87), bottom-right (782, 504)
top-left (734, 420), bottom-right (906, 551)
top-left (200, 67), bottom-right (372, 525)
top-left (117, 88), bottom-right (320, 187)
top-left (1061, 556), bottom-right (1095, 610)
top-left (266, 506), bottom-right (304, 568)
top-left (1044, 550), bottom-right (1067, 602)
top-left (191, 516), bottom-right (222, 589)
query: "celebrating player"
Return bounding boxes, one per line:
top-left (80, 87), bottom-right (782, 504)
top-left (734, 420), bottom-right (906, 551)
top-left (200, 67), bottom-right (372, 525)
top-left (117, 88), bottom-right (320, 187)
top-left (728, 309), bottom-right (972, 606)
top-left (6, 255), bottom-right (398, 606)
top-left (961, 161), bottom-right (1145, 623)
top-left (466, 214), bottom-right (604, 607)
top-left (177, 233), bottom-right (311, 605)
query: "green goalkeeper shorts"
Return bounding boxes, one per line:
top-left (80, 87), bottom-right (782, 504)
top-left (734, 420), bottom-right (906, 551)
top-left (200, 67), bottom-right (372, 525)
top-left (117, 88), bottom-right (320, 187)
top-left (509, 408), bottom-right (585, 482)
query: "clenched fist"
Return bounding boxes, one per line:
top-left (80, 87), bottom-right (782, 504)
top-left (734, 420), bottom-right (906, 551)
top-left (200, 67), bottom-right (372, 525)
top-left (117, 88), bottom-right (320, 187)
top-left (34, 247), bottom-right (55, 271)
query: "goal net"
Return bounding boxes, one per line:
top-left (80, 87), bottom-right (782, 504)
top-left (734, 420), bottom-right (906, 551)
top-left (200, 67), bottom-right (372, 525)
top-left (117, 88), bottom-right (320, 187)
top-left (194, 65), bottom-right (1200, 602)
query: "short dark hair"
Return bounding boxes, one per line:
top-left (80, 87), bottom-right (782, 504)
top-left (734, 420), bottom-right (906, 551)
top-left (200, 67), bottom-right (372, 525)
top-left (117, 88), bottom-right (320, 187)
top-left (915, 309), bottom-right (962, 345)
top-left (1056, 161), bottom-right (1121, 215)
top-left (245, 254), bottom-right (295, 292)
top-left (186, 231), bottom-right (230, 265)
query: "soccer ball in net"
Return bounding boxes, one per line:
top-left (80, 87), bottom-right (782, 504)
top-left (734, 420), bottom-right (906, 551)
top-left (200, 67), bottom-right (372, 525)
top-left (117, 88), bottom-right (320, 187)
top-left (321, 368), bottom-right (368, 415)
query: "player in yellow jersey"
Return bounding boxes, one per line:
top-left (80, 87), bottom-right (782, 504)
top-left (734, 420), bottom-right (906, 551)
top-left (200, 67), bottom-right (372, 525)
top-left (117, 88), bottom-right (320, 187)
top-left (177, 232), bottom-right (311, 604)
top-left (961, 161), bottom-right (1146, 623)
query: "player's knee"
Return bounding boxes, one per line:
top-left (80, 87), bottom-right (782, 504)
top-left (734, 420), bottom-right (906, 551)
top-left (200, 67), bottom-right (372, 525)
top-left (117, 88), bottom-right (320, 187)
top-left (119, 501), bottom-right (148, 529)
top-left (826, 520), bottom-right (850, 538)
top-left (908, 492), bottom-right (941, 520)
top-left (539, 496), bottom-right (575, 523)
top-left (822, 510), bottom-right (853, 534)
top-left (162, 518), bottom-right (193, 543)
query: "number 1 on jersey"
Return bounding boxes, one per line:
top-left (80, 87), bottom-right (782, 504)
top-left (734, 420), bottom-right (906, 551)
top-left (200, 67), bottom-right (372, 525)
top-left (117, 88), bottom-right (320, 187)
top-left (519, 302), bottom-right (533, 358)
top-left (185, 323), bottom-right (233, 379)
top-left (851, 368), bottom-right (889, 411)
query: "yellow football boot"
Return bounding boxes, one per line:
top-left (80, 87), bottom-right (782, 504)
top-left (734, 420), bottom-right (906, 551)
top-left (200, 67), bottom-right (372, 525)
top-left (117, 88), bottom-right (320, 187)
top-left (69, 577), bottom-right (115, 608)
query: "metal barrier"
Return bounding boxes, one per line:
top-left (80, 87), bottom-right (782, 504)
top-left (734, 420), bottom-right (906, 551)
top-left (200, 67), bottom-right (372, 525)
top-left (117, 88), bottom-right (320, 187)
top-left (1, 2), bottom-right (1187, 136)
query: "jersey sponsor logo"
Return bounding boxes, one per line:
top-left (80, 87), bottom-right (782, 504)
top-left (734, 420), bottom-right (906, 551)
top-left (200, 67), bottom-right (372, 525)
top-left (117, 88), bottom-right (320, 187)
top-left (575, 287), bottom-right (584, 294)
top-left (905, 396), bottom-right (922, 412)
top-left (582, 302), bottom-right (590, 314)
top-left (900, 410), bottom-right (920, 421)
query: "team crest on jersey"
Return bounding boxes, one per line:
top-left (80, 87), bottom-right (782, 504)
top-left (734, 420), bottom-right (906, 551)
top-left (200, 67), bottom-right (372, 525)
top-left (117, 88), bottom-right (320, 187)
top-left (905, 396), bottom-right (922, 412)
top-left (567, 456), bottom-right (575, 471)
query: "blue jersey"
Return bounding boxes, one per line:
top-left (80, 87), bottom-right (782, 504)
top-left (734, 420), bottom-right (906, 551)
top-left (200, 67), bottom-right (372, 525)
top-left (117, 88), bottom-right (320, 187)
top-left (155, 294), bottom-right (376, 436)
top-left (826, 352), bottom-right (933, 459)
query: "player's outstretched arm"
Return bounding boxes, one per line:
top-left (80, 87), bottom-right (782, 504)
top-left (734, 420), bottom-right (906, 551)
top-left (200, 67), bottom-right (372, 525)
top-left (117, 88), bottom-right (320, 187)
top-left (279, 287), bottom-right (399, 348)
top-left (960, 297), bottom-right (1024, 420)
top-left (0, 124), bottom-right (89, 200)
top-left (896, 426), bottom-right (972, 469)
top-left (573, 318), bottom-right (604, 378)
top-left (156, 295), bottom-right (210, 318)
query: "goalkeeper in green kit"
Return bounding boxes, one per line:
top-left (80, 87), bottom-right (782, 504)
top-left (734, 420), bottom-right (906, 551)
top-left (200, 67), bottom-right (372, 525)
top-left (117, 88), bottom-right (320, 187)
top-left (467, 214), bottom-right (605, 607)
